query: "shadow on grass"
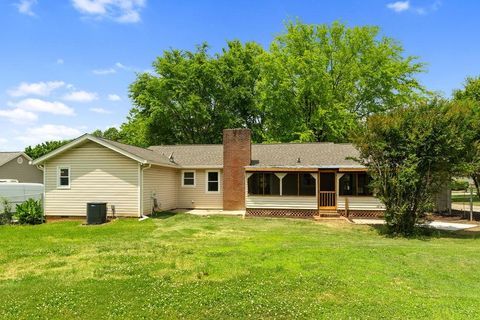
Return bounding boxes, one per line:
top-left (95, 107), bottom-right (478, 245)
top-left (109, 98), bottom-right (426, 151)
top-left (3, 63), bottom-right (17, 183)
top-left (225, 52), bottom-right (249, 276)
top-left (371, 224), bottom-right (480, 240)
top-left (151, 211), bottom-right (179, 220)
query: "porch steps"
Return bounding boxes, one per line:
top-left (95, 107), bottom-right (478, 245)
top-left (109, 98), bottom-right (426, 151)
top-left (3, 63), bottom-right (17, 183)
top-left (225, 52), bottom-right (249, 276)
top-left (315, 211), bottom-right (341, 219)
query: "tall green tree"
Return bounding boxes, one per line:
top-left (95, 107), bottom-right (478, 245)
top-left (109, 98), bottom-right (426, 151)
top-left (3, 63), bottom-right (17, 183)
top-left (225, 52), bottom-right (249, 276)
top-left (453, 76), bottom-right (480, 196)
top-left (92, 127), bottom-right (121, 141)
top-left (354, 101), bottom-right (467, 235)
top-left (258, 21), bottom-right (427, 142)
top-left (125, 21), bottom-right (427, 145)
top-left (128, 41), bottom-right (265, 145)
top-left (25, 140), bottom-right (71, 160)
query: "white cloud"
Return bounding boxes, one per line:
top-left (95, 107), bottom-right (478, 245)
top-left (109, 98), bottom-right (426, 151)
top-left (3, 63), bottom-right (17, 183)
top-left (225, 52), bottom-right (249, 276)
top-left (8, 81), bottom-right (65, 97)
top-left (90, 107), bottom-right (112, 114)
top-left (15, 0), bottom-right (37, 16)
top-left (93, 61), bottom-right (137, 75)
top-left (387, 0), bottom-right (441, 14)
top-left (107, 94), bottom-right (121, 101)
top-left (92, 68), bottom-right (117, 75)
top-left (387, 1), bottom-right (410, 12)
top-left (17, 125), bottom-right (82, 144)
top-left (115, 62), bottom-right (127, 69)
top-left (13, 98), bottom-right (75, 116)
top-left (71, 0), bottom-right (146, 23)
top-left (57, 58), bottom-right (64, 64)
top-left (0, 108), bottom-right (38, 124)
top-left (63, 90), bottom-right (98, 102)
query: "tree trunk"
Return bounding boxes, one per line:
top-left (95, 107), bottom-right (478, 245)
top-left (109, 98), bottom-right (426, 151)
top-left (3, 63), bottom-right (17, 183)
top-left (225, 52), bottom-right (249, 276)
top-left (472, 174), bottom-right (480, 199)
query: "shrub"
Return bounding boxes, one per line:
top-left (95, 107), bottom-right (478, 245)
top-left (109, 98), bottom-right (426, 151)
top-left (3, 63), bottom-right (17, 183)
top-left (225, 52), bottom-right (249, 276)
top-left (16, 198), bottom-right (44, 225)
top-left (0, 198), bottom-right (13, 225)
top-left (354, 102), bottom-right (467, 236)
top-left (450, 179), bottom-right (469, 191)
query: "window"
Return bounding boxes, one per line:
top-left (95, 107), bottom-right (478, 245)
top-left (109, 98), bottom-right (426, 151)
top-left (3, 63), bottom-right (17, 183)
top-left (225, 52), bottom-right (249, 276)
top-left (248, 173), bottom-right (280, 195)
top-left (339, 173), bottom-right (372, 196)
top-left (206, 171), bottom-right (220, 193)
top-left (58, 167), bottom-right (70, 189)
top-left (182, 171), bottom-right (195, 187)
top-left (282, 173), bottom-right (316, 196)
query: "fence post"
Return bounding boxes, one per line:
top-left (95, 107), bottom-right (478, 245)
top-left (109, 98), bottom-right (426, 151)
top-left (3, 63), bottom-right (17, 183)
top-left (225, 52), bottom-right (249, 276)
top-left (470, 187), bottom-right (473, 222)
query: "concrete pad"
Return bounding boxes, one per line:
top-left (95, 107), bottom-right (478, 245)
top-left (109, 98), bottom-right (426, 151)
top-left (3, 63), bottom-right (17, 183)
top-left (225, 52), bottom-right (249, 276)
top-left (175, 209), bottom-right (245, 216)
top-left (352, 218), bottom-right (477, 231)
top-left (351, 219), bottom-right (385, 225)
top-left (424, 221), bottom-right (477, 231)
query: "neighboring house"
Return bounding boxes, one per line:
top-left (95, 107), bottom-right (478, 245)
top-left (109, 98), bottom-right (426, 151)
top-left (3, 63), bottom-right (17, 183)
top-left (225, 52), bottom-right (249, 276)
top-left (0, 152), bottom-right (42, 183)
top-left (31, 129), bottom-right (450, 218)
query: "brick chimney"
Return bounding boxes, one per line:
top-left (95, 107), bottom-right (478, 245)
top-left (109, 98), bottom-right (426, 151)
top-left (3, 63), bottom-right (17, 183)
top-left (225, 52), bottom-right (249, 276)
top-left (223, 128), bottom-right (251, 210)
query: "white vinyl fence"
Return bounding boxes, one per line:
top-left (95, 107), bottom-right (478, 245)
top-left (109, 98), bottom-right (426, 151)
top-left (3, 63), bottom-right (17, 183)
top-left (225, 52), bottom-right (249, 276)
top-left (0, 183), bottom-right (43, 213)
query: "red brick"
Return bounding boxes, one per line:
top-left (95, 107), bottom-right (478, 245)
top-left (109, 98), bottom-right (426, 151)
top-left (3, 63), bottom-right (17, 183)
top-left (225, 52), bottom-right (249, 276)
top-left (223, 129), bottom-right (251, 210)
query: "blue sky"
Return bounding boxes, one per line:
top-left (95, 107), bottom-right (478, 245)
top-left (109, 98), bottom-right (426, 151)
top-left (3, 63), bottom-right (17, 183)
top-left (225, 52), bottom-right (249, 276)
top-left (1, 0), bottom-right (479, 151)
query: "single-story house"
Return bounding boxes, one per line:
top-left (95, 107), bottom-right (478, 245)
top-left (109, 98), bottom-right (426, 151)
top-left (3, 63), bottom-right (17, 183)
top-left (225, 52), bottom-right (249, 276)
top-left (31, 129), bottom-right (450, 218)
top-left (0, 152), bottom-right (42, 183)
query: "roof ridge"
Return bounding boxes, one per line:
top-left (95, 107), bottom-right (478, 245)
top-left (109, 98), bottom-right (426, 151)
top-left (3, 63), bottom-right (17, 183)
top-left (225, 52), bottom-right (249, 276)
top-left (149, 144), bottom-right (222, 147)
top-left (96, 137), bottom-right (159, 153)
top-left (253, 142), bottom-right (337, 145)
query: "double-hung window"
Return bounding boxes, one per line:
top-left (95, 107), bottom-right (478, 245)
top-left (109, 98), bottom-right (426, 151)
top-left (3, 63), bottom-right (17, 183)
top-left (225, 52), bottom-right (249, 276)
top-left (206, 171), bottom-right (220, 193)
top-left (58, 167), bottom-right (70, 189)
top-left (182, 171), bottom-right (196, 187)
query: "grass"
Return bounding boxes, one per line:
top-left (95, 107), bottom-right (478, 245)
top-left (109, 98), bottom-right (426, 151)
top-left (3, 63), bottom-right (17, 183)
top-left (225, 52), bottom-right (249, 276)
top-left (451, 192), bottom-right (480, 205)
top-left (0, 213), bottom-right (480, 319)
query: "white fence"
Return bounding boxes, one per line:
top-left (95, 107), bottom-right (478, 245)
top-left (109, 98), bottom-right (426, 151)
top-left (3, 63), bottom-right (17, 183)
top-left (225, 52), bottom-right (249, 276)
top-left (0, 183), bottom-right (43, 213)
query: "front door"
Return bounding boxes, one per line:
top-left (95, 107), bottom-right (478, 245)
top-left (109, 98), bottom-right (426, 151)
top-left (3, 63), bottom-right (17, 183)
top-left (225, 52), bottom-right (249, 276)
top-left (318, 172), bottom-right (336, 209)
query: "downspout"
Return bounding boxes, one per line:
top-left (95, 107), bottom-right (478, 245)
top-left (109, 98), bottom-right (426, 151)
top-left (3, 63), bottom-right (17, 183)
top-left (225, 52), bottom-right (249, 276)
top-left (139, 163), bottom-right (152, 221)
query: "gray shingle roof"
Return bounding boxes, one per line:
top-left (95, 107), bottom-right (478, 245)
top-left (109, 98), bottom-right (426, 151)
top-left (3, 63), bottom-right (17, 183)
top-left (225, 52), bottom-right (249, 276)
top-left (148, 143), bottom-right (361, 168)
top-left (33, 133), bottom-right (360, 168)
top-left (148, 145), bottom-right (224, 167)
top-left (251, 143), bottom-right (360, 167)
top-left (96, 137), bottom-right (177, 167)
top-left (0, 152), bottom-right (26, 167)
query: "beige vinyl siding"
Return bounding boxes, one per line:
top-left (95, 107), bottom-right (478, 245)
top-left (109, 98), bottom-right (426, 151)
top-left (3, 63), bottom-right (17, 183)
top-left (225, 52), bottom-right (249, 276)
top-left (337, 196), bottom-right (385, 211)
top-left (142, 165), bottom-right (178, 214)
top-left (246, 196), bottom-right (317, 209)
top-left (177, 169), bottom-right (223, 209)
top-left (44, 141), bottom-right (139, 217)
top-left (0, 155), bottom-right (43, 183)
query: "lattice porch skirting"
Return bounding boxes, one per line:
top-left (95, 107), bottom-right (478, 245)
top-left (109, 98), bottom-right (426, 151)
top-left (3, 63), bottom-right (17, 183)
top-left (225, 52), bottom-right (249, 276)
top-left (246, 208), bottom-right (318, 218)
top-left (338, 210), bottom-right (385, 218)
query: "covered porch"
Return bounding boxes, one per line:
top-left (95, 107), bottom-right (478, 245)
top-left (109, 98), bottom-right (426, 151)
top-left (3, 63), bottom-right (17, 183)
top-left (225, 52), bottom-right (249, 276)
top-left (244, 167), bottom-right (382, 218)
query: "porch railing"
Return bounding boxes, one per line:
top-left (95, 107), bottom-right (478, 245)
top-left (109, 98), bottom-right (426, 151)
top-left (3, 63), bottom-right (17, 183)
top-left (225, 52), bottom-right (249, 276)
top-left (319, 191), bottom-right (336, 208)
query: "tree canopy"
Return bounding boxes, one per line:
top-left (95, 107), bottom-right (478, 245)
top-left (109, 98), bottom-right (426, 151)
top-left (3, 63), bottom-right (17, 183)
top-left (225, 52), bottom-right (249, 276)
top-left (25, 140), bottom-right (71, 160)
top-left (452, 76), bottom-right (480, 196)
top-left (125, 21), bottom-right (427, 146)
top-left (127, 41), bottom-right (264, 145)
top-left (258, 21), bottom-right (426, 142)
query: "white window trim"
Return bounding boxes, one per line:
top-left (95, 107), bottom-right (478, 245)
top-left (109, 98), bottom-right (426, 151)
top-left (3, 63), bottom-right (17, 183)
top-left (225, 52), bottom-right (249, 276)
top-left (205, 170), bottom-right (220, 193)
top-left (57, 166), bottom-right (71, 189)
top-left (181, 170), bottom-right (196, 188)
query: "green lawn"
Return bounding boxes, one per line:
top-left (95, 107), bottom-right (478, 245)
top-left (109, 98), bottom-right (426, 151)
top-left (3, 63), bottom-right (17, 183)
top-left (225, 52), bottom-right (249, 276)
top-left (451, 193), bottom-right (480, 206)
top-left (1, 213), bottom-right (479, 319)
